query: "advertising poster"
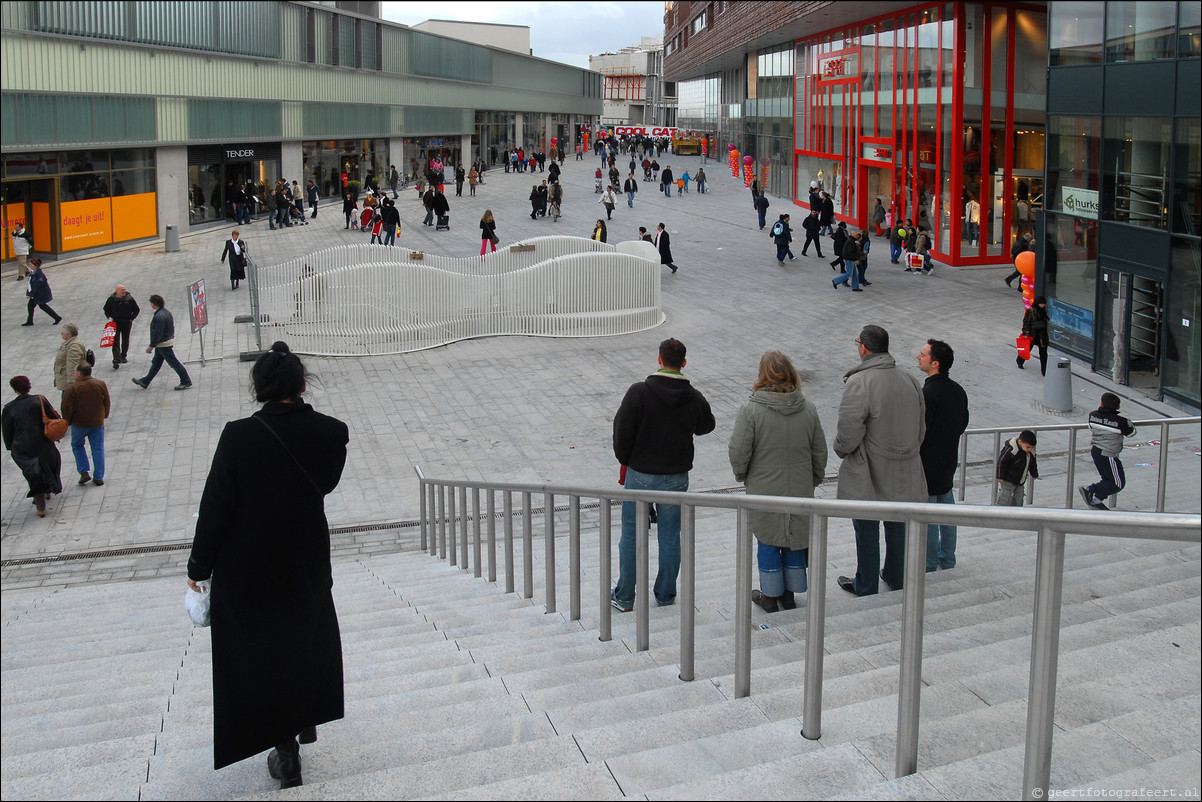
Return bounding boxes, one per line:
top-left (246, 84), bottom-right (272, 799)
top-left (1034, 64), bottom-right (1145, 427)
top-left (60, 198), bottom-right (113, 251)
top-left (189, 279), bottom-right (208, 334)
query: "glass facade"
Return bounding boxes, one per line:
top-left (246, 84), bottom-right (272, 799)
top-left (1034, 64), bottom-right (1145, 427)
top-left (793, 3), bottom-right (1047, 266)
top-left (1044, 1), bottom-right (1201, 407)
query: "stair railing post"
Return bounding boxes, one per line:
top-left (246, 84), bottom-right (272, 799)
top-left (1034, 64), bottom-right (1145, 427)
top-left (1066, 427), bottom-right (1078, 508)
top-left (896, 516), bottom-right (928, 778)
top-left (472, 487), bottom-right (482, 578)
top-left (418, 475), bottom-right (427, 552)
top-left (958, 432), bottom-right (968, 503)
top-left (569, 494), bottom-right (581, 621)
top-left (636, 499), bottom-right (649, 652)
top-left (992, 431), bottom-right (1002, 504)
top-left (734, 507), bottom-right (753, 698)
top-left (679, 503), bottom-right (696, 682)
top-left (1022, 524), bottom-right (1066, 801)
top-left (458, 486), bottom-right (469, 569)
top-left (802, 512), bottom-right (829, 739)
top-left (1156, 421), bottom-right (1169, 512)
top-left (522, 491), bottom-right (533, 599)
top-left (544, 492), bottom-right (556, 613)
top-left (437, 485), bottom-right (447, 560)
top-left (487, 489), bottom-right (497, 583)
top-left (599, 497), bottom-right (612, 642)
top-left (427, 483), bottom-right (437, 556)
top-left (448, 485), bottom-right (458, 567)
top-left (504, 491), bottom-right (515, 594)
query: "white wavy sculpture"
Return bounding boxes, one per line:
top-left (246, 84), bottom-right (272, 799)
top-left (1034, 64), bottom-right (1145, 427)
top-left (251, 237), bottom-right (664, 356)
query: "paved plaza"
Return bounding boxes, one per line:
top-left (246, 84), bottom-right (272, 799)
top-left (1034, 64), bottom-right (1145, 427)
top-left (1, 151), bottom-right (1196, 578)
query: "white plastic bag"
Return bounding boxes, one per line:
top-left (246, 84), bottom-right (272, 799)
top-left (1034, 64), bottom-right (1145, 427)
top-left (185, 580), bottom-right (211, 627)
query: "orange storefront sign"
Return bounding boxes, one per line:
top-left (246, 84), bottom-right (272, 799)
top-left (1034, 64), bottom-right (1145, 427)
top-left (61, 198), bottom-right (112, 251)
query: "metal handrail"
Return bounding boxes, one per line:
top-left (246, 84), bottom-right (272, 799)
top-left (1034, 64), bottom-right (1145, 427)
top-left (958, 417), bottom-right (1200, 512)
top-left (413, 466), bottom-right (1199, 800)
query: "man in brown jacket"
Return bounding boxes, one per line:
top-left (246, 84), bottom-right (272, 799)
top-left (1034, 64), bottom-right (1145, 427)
top-left (62, 363), bottom-right (110, 486)
top-left (53, 323), bottom-right (88, 399)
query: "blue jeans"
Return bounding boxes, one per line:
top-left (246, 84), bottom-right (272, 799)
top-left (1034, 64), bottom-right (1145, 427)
top-left (70, 425), bottom-right (105, 480)
top-left (926, 491), bottom-right (957, 571)
top-left (890, 242), bottom-right (902, 263)
top-left (142, 346), bottom-right (191, 387)
top-left (664, 184), bottom-right (672, 198)
top-left (614, 469), bottom-right (688, 606)
top-left (384, 227), bottom-right (396, 246)
top-left (757, 542), bottom-right (807, 596)
top-left (851, 519), bottom-right (905, 595)
top-left (697, 181), bottom-right (706, 194)
top-left (833, 261), bottom-right (860, 289)
top-left (626, 191), bottom-right (635, 207)
top-left (757, 211), bottom-right (766, 229)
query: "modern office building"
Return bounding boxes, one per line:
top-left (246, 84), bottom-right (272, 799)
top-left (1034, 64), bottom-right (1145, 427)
top-left (590, 36), bottom-right (675, 129)
top-left (1042, 1), bottom-right (1200, 408)
top-left (0, 1), bottom-right (601, 260)
top-left (666, 1), bottom-right (1049, 268)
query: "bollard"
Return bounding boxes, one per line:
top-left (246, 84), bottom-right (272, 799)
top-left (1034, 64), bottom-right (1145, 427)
top-left (165, 225), bottom-right (180, 252)
top-left (1042, 357), bottom-right (1072, 411)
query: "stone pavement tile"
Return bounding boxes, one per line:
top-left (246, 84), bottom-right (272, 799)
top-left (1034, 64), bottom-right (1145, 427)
top-left (2, 152), bottom-right (1198, 567)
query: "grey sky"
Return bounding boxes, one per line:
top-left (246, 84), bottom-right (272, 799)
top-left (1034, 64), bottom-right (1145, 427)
top-left (379, 1), bottom-right (666, 70)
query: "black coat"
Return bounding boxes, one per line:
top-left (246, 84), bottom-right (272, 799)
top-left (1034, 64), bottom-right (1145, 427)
top-left (802, 215), bottom-right (821, 236)
top-left (820, 197), bottom-right (834, 225)
top-left (103, 292), bottom-right (141, 322)
top-left (432, 193), bottom-right (450, 216)
top-left (188, 401), bottom-right (349, 769)
top-left (655, 230), bottom-right (674, 264)
top-left (920, 374), bottom-right (970, 495)
top-left (221, 239), bottom-right (246, 280)
top-left (1, 393), bottom-right (63, 499)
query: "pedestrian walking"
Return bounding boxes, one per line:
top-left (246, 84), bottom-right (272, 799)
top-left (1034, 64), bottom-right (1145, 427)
top-left (695, 167), bottom-right (707, 194)
top-left (592, 219), bottom-right (608, 243)
top-left (754, 193), bottom-right (770, 230)
top-left (11, 222), bottom-right (33, 279)
top-left (479, 210), bottom-right (498, 256)
top-left (102, 284), bottom-right (140, 369)
top-left (221, 230), bottom-right (247, 290)
top-left (306, 179), bottom-right (319, 218)
top-left (187, 342), bottom-right (349, 789)
top-left (770, 214), bottom-right (795, 263)
top-left (468, 166), bottom-right (478, 196)
top-left (800, 209), bottom-right (823, 257)
top-left (22, 259), bottom-right (61, 326)
top-left (599, 185), bottom-right (617, 220)
top-left (996, 430), bottom-right (1039, 506)
top-left (1017, 296), bottom-right (1050, 374)
top-left (660, 165), bottom-right (674, 198)
top-left (53, 323), bottom-right (88, 400)
top-left (2, 375), bottom-right (63, 518)
top-left (131, 294), bottom-right (192, 391)
top-left (655, 223), bottom-right (678, 274)
top-left (832, 230), bottom-right (864, 291)
top-left (62, 362), bottom-right (110, 487)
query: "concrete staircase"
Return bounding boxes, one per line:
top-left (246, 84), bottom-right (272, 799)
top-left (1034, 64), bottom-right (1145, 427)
top-left (2, 507), bottom-right (1199, 800)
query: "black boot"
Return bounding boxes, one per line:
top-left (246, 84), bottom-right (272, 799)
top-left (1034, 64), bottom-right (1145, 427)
top-left (298, 725), bottom-right (317, 744)
top-left (752, 590), bottom-right (779, 613)
top-left (778, 590), bottom-right (798, 610)
top-left (267, 738), bottom-right (302, 789)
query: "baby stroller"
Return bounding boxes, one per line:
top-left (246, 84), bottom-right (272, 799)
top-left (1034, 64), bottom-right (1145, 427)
top-left (359, 206), bottom-right (375, 231)
top-left (594, 177), bottom-right (603, 193)
top-left (289, 205), bottom-right (309, 226)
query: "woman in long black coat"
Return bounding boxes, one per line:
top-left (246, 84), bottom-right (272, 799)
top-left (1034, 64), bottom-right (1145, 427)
top-left (187, 342), bottom-right (349, 788)
top-left (220, 230), bottom-right (247, 290)
top-left (2, 375), bottom-right (63, 517)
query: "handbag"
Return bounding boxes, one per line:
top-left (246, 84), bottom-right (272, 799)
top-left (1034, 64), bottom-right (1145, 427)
top-left (40, 396), bottom-right (68, 443)
top-left (1016, 335), bottom-right (1033, 360)
top-left (100, 320), bottom-right (116, 348)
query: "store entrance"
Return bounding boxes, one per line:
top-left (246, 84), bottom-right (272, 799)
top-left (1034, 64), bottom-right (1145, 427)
top-left (860, 164), bottom-right (893, 235)
top-left (1, 179), bottom-right (58, 257)
top-left (1097, 266), bottom-right (1164, 394)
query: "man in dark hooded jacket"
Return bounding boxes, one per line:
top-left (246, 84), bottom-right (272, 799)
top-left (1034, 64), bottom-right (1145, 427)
top-left (611, 338), bottom-right (715, 612)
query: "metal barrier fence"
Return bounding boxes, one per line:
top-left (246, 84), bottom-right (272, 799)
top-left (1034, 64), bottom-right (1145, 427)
top-left (413, 466), bottom-right (1200, 801)
top-left (958, 417), bottom-right (1201, 512)
top-left (245, 237), bottom-right (663, 356)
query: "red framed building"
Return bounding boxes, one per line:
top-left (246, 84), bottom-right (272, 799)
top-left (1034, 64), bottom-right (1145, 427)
top-left (794, 3), bottom-right (1048, 267)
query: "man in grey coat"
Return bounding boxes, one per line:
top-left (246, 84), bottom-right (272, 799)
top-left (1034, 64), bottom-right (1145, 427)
top-left (835, 325), bottom-right (927, 596)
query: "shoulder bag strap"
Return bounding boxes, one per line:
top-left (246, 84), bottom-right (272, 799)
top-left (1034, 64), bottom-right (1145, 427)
top-left (253, 414), bottom-right (326, 496)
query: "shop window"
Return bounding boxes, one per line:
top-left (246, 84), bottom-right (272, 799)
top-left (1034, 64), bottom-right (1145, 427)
top-left (1172, 117), bottom-right (1201, 235)
top-left (1047, 116), bottom-right (1100, 215)
top-left (61, 172), bottom-right (109, 202)
top-left (110, 149), bottom-right (154, 170)
top-left (1049, 1), bottom-right (1104, 66)
top-left (1043, 212), bottom-right (1099, 358)
top-left (1105, 1), bottom-right (1177, 62)
top-left (1165, 237), bottom-right (1201, 405)
top-left (1180, 2), bottom-right (1202, 58)
top-left (1103, 117), bottom-right (1171, 228)
top-left (110, 170), bottom-right (153, 196)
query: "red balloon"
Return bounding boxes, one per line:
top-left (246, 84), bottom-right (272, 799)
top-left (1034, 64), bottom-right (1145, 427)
top-left (742, 155), bottom-right (754, 165)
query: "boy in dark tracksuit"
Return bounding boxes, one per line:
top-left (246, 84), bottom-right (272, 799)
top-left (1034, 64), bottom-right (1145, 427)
top-left (996, 430), bottom-right (1038, 506)
top-left (1079, 393), bottom-right (1136, 510)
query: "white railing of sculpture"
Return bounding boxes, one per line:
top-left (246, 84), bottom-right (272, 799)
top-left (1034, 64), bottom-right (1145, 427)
top-left (247, 237), bottom-right (664, 356)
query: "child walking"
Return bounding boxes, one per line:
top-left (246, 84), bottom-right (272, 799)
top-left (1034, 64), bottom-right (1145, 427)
top-left (1079, 393), bottom-right (1136, 510)
top-left (996, 430), bottom-right (1039, 506)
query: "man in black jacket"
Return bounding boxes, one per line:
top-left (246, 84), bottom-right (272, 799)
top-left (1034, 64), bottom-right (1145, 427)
top-left (102, 284), bottom-right (140, 369)
top-left (916, 339), bottom-right (970, 571)
top-left (623, 174), bottom-right (639, 207)
top-left (800, 209), bottom-right (824, 257)
top-left (611, 338), bottom-right (715, 612)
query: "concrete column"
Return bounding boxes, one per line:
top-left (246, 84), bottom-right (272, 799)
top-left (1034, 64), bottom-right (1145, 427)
top-left (515, 113), bottom-right (524, 153)
top-left (155, 145), bottom-right (188, 236)
top-left (282, 142), bottom-right (303, 192)
top-left (461, 134), bottom-right (472, 165)
top-left (389, 136), bottom-right (403, 180)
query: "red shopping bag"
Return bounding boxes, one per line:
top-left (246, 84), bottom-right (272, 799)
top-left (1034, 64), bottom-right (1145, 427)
top-left (1016, 335), bottom-right (1032, 360)
top-left (906, 252), bottom-right (924, 269)
top-left (100, 320), bottom-right (116, 348)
